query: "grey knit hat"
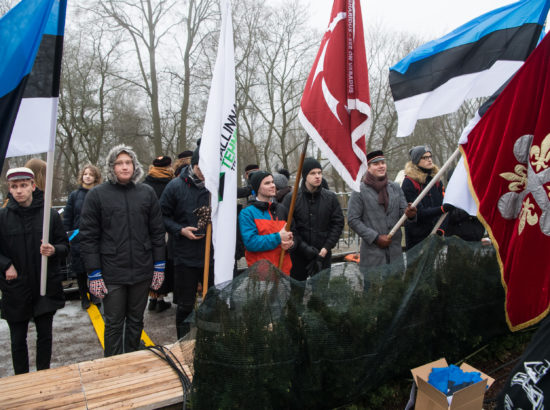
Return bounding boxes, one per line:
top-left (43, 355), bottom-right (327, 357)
top-left (272, 173), bottom-right (289, 190)
top-left (106, 144), bottom-right (144, 184)
top-left (409, 145), bottom-right (432, 165)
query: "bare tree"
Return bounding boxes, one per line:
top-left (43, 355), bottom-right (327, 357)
top-left (170, 0), bottom-right (217, 154)
top-left (234, 0), bottom-right (317, 174)
top-left (86, 0), bottom-right (183, 156)
top-left (57, 26), bottom-right (130, 187)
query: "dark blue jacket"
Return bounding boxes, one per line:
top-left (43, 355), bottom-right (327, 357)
top-left (63, 186), bottom-right (89, 254)
top-left (160, 166), bottom-right (210, 267)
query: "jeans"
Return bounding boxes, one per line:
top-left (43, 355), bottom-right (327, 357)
top-left (8, 312), bottom-right (55, 375)
top-left (102, 278), bottom-right (150, 357)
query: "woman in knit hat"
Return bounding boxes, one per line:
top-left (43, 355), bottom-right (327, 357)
top-left (402, 145), bottom-right (450, 249)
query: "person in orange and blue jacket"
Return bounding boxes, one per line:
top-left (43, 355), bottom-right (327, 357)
top-left (238, 170), bottom-right (296, 275)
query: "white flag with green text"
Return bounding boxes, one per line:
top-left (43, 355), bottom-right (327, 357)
top-left (199, 0), bottom-right (237, 285)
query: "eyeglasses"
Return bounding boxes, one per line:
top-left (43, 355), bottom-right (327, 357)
top-left (420, 155), bottom-right (432, 160)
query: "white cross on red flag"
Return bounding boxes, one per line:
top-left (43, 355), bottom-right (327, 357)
top-left (299, 0), bottom-right (371, 191)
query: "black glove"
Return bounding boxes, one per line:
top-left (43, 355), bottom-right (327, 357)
top-left (305, 257), bottom-right (323, 277)
top-left (442, 203), bottom-right (455, 213)
top-left (302, 245), bottom-right (319, 260)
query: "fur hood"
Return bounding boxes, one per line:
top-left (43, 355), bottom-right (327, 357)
top-left (105, 144), bottom-right (144, 184)
top-left (404, 161), bottom-right (440, 184)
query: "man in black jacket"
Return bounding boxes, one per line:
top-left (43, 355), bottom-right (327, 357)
top-left (160, 145), bottom-right (213, 338)
top-left (283, 158), bottom-right (344, 280)
top-left (80, 145), bottom-right (166, 357)
top-left (0, 167), bottom-right (69, 374)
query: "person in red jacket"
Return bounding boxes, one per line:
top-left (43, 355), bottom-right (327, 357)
top-left (238, 171), bottom-right (295, 275)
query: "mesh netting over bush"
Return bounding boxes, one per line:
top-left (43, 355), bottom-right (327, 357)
top-left (192, 235), bottom-right (508, 409)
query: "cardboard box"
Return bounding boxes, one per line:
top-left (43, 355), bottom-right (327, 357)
top-left (410, 358), bottom-right (495, 410)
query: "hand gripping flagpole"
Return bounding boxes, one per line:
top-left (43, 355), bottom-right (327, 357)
top-left (388, 147), bottom-right (460, 238)
top-left (278, 135), bottom-right (309, 269)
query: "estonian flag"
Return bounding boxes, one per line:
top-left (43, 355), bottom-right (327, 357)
top-left (0, 0), bottom-right (66, 170)
top-left (389, 0), bottom-right (550, 137)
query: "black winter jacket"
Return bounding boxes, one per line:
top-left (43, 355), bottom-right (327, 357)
top-left (160, 166), bottom-right (211, 267)
top-left (63, 186), bottom-right (89, 255)
top-left (402, 162), bottom-right (445, 249)
top-left (283, 184), bottom-right (344, 258)
top-left (0, 191), bottom-right (69, 322)
top-left (143, 175), bottom-right (172, 200)
top-left (79, 181), bottom-right (166, 285)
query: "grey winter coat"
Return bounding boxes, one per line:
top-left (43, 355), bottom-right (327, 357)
top-left (347, 180), bottom-right (409, 267)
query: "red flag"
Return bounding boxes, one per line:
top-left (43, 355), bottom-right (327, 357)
top-left (462, 33), bottom-right (550, 331)
top-left (299, 0), bottom-right (370, 191)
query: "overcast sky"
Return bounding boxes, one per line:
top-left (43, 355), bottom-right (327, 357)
top-left (309, 0), bottom-right (520, 38)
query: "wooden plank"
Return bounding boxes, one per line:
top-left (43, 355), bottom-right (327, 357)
top-left (0, 341), bottom-right (195, 409)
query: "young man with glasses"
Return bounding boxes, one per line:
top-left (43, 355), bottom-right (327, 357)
top-left (402, 145), bottom-right (451, 249)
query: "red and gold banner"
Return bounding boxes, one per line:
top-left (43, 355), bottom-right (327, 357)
top-left (462, 34), bottom-right (550, 330)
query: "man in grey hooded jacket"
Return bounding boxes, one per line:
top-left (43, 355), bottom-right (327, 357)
top-left (80, 145), bottom-right (166, 356)
top-left (347, 150), bottom-right (416, 268)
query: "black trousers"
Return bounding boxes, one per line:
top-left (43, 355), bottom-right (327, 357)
top-left (8, 312), bottom-right (55, 375)
top-left (71, 253), bottom-right (90, 302)
top-left (174, 264), bottom-right (213, 338)
top-left (103, 278), bottom-right (150, 357)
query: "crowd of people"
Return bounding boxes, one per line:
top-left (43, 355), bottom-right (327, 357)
top-left (0, 143), bottom-right (486, 375)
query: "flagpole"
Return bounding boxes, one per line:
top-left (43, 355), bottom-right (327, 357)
top-left (40, 95), bottom-right (59, 295)
top-left (278, 135), bottom-right (309, 269)
top-left (202, 221), bottom-right (212, 299)
top-left (388, 147), bottom-right (460, 238)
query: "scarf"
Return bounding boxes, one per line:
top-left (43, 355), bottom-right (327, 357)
top-left (148, 165), bottom-right (175, 179)
top-left (364, 171), bottom-right (389, 211)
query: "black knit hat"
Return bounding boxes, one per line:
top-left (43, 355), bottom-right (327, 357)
top-left (245, 164), bottom-right (259, 173)
top-left (301, 157), bottom-right (322, 179)
top-left (152, 155), bottom-right (172, 167)
top-left (178, 150), bottom-right (193, 159)
top-left (249, 170), bottom-right (271, 194)
top-left (277, 168), bottom-right (290, 180)
top-left (191, 139), bottom-right (201, 166)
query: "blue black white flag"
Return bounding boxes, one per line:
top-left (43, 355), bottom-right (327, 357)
top-left (389, 0), bottom-right (550, 137)
top-left (0, 0), bottom-right (66, 170)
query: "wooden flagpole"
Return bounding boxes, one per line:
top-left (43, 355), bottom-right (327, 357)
top-left (388, 147), bottom-right (460, 238)
top-left (202, 222), bottom-right (212, 299)
top-left (278, 135), bottom-right (309, 269)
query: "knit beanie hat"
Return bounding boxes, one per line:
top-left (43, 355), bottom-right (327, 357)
top-left (152, 156), bottom-right (172, 167)
top-left (301, 157), bottom-right (322, 179)
top-left (272, 173), bottom-right (289, 190)
top-left (249, 170), bottom-right (271, 194)
top-left (409, 145), bottom-right (432, 165)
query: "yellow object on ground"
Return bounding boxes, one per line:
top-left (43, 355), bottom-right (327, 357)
top-left (86, 300), bottom-right (154, 349)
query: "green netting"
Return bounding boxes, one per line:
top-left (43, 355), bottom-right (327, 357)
top-left (192, 235), bottom-right (508, 409)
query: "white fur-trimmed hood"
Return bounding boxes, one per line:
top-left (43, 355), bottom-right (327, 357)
top-left (105, 144), bottom-right (144, 184)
